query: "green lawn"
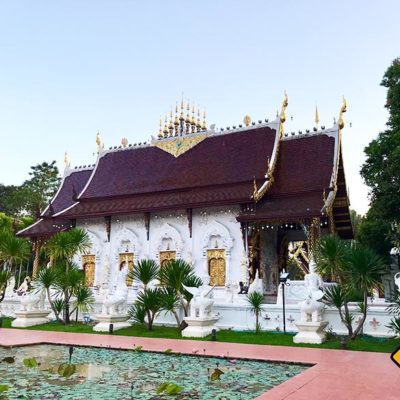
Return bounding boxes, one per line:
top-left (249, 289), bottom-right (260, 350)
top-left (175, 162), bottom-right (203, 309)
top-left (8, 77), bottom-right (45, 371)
top-left (1, 318), bottom-right (398, 353)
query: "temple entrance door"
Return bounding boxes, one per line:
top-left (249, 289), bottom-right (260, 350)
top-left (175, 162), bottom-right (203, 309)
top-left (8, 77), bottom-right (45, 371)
top-left (207, 249), bottom-right (226, 286)
top-left (159, 251), bottom-right (176, 268)
top-left (82, 255), bottom-right (95, 287)
top-left (119, 253), bottom-right (134, 286)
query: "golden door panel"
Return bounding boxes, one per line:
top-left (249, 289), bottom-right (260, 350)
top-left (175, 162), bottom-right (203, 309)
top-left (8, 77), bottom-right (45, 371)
top-left (159, 251), bottom-right (176, 268)
top-left (207, 249), bottom-right (226, 286)
top-left (119, 253), bottom-right (134, 286)
top-left (82, 255), bottom-right (95, 287)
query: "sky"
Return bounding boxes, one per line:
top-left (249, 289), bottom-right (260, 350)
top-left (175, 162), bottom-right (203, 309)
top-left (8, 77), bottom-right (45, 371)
top-left (0, 0), bottom-right (399, 215)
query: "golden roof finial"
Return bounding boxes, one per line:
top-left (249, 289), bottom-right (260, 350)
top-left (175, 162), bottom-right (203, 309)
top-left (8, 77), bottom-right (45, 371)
top-left (158, 117), bottom-right (163, 138)
top-left (315, 106), bottom-right (320, 130)
top-left (96, 132), bottom-right (102, 153)
top-left (64, 151), bottom-right (70, 168)
top-left (243, 115), bottom-right (251, 127)
top-left (280, 91), bottom-right (288, 123)
top-left (180, 97), bottom-right (185, 121)
top-left (279, 91), bottom-right (289, 136)
top-left (121, 137), bottom-right (128, 148)
top-left (186, 100), bottom-right (191, 124)
top-left (169, 108), bottom-right (174, 129)
top-left (338, 96), bottom-right (347, 130)
top-left (163, 114), bottom-right (169, 137)
top-left (202, 108), bottom-right (207, 130)
top-left (196, 106), bottom-right (201, 130)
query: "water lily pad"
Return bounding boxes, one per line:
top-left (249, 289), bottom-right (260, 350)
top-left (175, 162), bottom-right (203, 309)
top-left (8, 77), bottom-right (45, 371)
top-left (23, 358), bottom-right (38, 368)
top-left (58, 363), bottom-right (76, 378)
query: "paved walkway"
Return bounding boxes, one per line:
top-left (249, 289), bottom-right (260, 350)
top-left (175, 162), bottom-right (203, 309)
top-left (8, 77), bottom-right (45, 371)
top-left (0, 328), bottom-right (398, 399)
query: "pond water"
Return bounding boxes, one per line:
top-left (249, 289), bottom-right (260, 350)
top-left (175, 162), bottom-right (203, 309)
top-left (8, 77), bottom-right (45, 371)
top-left (0, 344), bottom-right (308, 399)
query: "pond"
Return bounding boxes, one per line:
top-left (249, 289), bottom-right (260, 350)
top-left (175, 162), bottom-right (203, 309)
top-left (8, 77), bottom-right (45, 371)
top-left (0, 344), bottom-right (309, 399)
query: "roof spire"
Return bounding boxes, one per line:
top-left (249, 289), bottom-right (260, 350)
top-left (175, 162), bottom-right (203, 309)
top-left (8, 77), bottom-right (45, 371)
top-left (169, 108), bottom-right (174, 136)
top-left (158, 117), bottom-right (163, 139)
top-left (163, 115), bottom-right (169, 137)
top-left (196, 106), bottom-right (201, 132)
top-left (315, 106), bottom-right (320, 130)
top-left (202, 108), bottom-right (207, 131)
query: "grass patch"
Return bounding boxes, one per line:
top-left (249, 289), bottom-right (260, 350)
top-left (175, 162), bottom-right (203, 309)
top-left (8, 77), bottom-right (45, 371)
top-left (2, 318), bottom-right (398, 353)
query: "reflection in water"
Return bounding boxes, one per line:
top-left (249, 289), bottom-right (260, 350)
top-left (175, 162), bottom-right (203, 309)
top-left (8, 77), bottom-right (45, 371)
top-left (0, 344), bottom-right (308, 399)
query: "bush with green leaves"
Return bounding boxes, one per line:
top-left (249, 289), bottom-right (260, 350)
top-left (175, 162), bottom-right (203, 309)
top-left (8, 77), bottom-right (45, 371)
top-left (246, 291), bottom-right (264, 334)
top-left (316, 235), bottom-right (386, 340)
top-left (128, 259), bottom-right (202, 330)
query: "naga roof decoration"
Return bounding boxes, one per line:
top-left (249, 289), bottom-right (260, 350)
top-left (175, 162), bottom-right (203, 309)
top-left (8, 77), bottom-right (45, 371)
top-left (252, 91), bottom-right (288, 203)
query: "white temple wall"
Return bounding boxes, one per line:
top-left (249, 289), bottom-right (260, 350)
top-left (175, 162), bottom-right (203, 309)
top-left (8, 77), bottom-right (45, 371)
top-left (192, 206), bottom-right (245, 299)
top-left (74, 206), bottom-right (246, 293)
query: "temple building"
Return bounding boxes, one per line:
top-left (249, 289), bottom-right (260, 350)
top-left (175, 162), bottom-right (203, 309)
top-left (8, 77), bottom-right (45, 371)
top-left (18, 95), bottom-right (353, 302)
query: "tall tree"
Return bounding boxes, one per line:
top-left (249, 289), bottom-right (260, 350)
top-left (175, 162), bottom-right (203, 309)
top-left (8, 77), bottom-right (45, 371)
top-left (361, 58), bottom-right (400, 225)
top-left (21, 161), bottom-right (61, 219)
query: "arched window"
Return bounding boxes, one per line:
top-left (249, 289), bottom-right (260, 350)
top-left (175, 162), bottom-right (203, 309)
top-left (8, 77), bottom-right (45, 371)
top-left (82, 255), bottom-right (95, 287)
top-left (207, 249), bottom-right (226, 286)
top-left (119, 253), bottom-right (134, 285)
top-left (159, 251), bottom-right (176, 268)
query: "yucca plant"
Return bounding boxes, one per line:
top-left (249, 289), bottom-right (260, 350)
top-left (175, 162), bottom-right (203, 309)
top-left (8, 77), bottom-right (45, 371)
top-left (128, 259), bottom-right (159, 289)
top-left (47, 228), bottom-right (91, 264)
top-left (0, 270), bottom-right (11, 304)
top-left (70, 285), bottom-right (95, 322)
top-left (246, 291), bottom-right (264, 334)
top-left (317, 235), bottom-right (386, 340)
top-left (130, 288), bottom-right (163, 330)
top-left (159, 259), bottom-right (202, 317)
top-left (160, 287), bottom-right (182, 328)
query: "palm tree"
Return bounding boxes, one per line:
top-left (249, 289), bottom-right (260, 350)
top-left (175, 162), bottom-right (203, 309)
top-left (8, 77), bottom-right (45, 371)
top-left (70, 286), bottom-right (95, 322)
top-left (160, 287), bottom-right (182, 328)
top-left (128, 259), bottom-right (159, 289)
top-left (0, 270), bottom-right (11, 303)
top-left (246, 291), bottom-right (264, 334)
top-left (47, 228), bottom-right (91, 263)
top-left (317, 235), bottom-right (386, 340)
top-left (45, 229), bottom-right (92, 323)
top-left (315, 234), bottom-right (349, 281)
top-left (159, 259), bottom-right (202, 317)
top-left (0, 231), bottom-right (30, 301)
top-left (130, 288), bottom-right (163, 331)
top-left (0, 231), bottom-right (30, 272)
top-left (345, 244), bottom-right (385, 338)
top-left (35, 267), bottom-right (60, 320)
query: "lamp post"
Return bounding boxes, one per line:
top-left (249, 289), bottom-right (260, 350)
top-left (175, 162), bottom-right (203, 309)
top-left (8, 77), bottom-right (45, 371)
top-left (279, 272), bottom-right (290, 334)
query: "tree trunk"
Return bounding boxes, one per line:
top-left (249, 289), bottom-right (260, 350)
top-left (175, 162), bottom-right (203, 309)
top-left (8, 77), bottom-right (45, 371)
top-left (351, 291), bottom-right (368, 340)
top-left (32, 241), bottom-right (42, 278)
top-left (47, 288), bottom-right (60, 321)
top-left (172, 311), bottom-right (181, 329)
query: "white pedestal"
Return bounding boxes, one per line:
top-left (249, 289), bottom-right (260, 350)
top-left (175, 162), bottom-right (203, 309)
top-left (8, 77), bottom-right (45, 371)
top-left (293, 320), bottom-right (329, 344)
top-left (93, 314), bottom-right (130, 332)
top-left (182, 316), bottom-right (219, 338)
top-left (12, 310), bottom-right (51, 328)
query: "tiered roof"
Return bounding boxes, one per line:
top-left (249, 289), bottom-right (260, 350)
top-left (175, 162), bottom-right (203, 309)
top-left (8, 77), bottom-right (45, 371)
top-left (18, 99), bottom-right (353, 239)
